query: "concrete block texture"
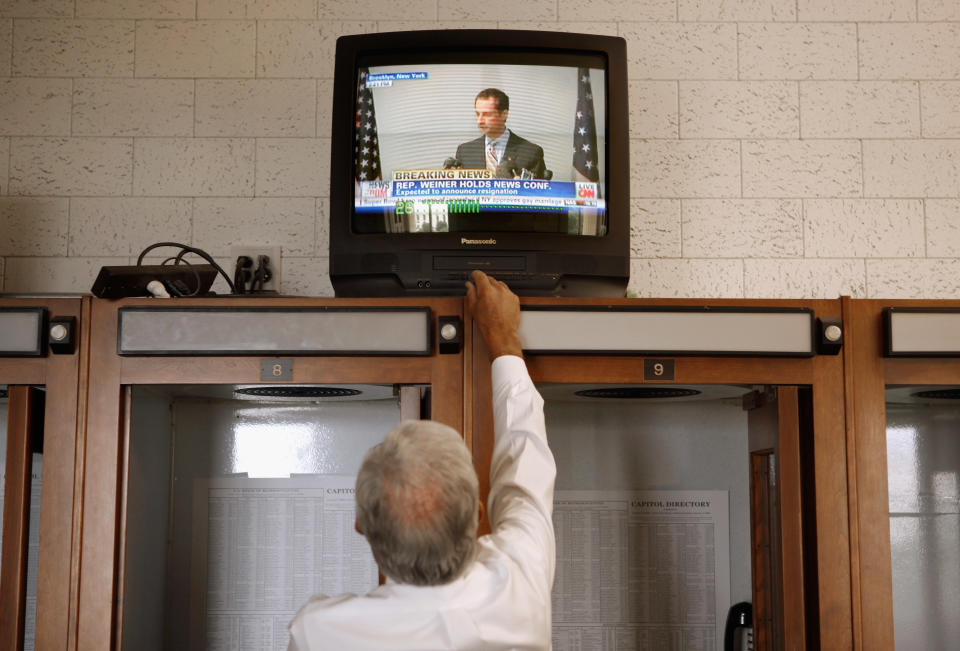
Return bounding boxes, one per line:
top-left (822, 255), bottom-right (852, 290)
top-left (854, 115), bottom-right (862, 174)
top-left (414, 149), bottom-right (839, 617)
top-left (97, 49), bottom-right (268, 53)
top-left (257, 21), bottom-right (376, 78)
top-left (804, 199), bottom-right (925, 258)
top-left (0, 1), bottom-right (958, 299)
top-left (0, 138), bottom-right (7, 194)
top-left (682, 199), bottom-right (803, 257)
top-left (1, 0), bottom-right (73, 17)
top-left (10, 137), bottom-right (134, 196)
top-left (12, 19), bottom-right (135, 77)
top-left (629, 81), bottom-right (678, 139)
top-left (196, 80), bottom-right (317, 137)
top-left (680, 81), bottom-right (798, 138)
top-left (199, 0), bottom-right (316, 19)
top-left (133, 138), bottom-right (255, 197)
top-left (921, 82), bottom-right (960, 138)
top-left (135, 21), bottom-right (256, 78)
top-left (631, 140), bottom-right (741, 198)
top-left (325, 0), bottom-right (436, 21)
top-left (255, 138), bottom-right (330, 197)
top-left (798, 0), bottom-right (915, 21)
top-left (739, 23), bottom-right (857, 80)
top-left (69, 198), bottom-right (193, 256)
top-left (629, 199), bottom-right (681, 258)
top-left (0, 78), bottom-right (72, 136)
top-left (283, 256), bottom-right (335, 297)
top-left (0, 20), bottom-right (12, 75)
top-left (629, 258), bottom-right (744, 298)
top-left (680, 0), bottom-right (797, 21)
top-left (3, 256), bottom-right (127, 293)
top-left (744, 259), bottom-right (867, 298)
top-left (621, 23), bottom-right (738, 80)
top-left (867, 259), bottom-right (960, 298)
top-left (800, 82), bottom-right (920, 139)
top-left (193, 198), bottom-right (317, 256)
top-left (562, 0), bottom-right (675, 21)
top-left (0, 197), bottom-right (69, 256)
top-left (860, 24), bottom-right (960, 80)
top-left (864, 141), bottom-right (960, 198)
top-left (920, 0), bottom-right (960, 20)
top-left (72, 79), bottom-right (195, 137)
top-left (439, 0), bottom-right (556, 21)
top-left (926, 201), bottom-right (960, 257)
top-left (316, 199), bottom-right (330, 254)
top-left (77, 0), bottom-right (197, 18)
top-left (742, 140), bottom-right (862, 198)
top-left (504, 22), bottom-right (618, 35)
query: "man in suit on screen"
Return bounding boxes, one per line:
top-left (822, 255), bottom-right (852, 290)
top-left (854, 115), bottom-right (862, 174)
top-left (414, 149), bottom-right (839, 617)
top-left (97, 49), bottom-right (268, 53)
top-left (452, 88), bottom-right (547, 179)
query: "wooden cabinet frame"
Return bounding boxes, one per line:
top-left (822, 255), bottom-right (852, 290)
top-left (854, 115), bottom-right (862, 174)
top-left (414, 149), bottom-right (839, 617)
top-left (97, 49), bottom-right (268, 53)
top-left (842, 297), bottom-right (960, 651)
top-left (75, 297), bottom-right (465, 651)
top-left (470, 297), bottom-right (852, 651)
top-left (8, 294), bottom-right (886, 650)
top-left (0, 297), bottom-right (86, 651)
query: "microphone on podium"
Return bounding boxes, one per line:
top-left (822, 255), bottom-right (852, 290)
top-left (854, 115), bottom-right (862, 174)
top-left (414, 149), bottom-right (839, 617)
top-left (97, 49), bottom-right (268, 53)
top-left (495, 156), bottom-right (519, 178)
top-left (443, 157), bottom-right (463, 169)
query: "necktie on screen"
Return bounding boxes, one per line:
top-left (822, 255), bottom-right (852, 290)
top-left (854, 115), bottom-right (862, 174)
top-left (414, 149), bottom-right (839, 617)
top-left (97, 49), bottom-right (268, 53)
top-left (486, 143), bottom-right (499, 170)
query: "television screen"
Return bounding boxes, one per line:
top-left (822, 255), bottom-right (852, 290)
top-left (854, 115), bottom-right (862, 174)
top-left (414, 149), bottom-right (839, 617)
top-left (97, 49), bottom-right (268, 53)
top-left (353, 56), bottom-right (607, 238)
top-left (330, 31), bottom-right (629, 297)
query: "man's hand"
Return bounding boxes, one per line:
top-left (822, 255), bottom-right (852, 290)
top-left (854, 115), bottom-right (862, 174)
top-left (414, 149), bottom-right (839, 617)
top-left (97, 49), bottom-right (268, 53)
top-left (465, 270), bottom-right (523, 361)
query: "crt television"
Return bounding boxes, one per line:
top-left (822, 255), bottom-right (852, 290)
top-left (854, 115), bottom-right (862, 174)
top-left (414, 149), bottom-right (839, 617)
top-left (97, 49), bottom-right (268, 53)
top-left (329, 29), bottom-right (629, 297)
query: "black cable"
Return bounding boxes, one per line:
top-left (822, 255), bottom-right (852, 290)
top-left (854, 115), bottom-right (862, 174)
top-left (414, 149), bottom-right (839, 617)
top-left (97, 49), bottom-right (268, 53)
top-left (136, 242), bottom-right (237, 294)
top-left (159, 257), bottom-right (202, 297)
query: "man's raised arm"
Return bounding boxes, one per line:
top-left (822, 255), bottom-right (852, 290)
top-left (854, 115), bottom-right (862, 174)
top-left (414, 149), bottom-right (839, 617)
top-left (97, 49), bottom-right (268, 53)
top-left (465, 270), bottom-right (556, 588)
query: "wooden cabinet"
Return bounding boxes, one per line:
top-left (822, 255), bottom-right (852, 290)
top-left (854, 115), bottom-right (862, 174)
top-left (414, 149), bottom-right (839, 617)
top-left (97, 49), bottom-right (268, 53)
top-left (469, 298), bottom-right (850, 651)
top-left (1, 297), bottom-right (85, 651)
top-left (12, 294), bottom-right (959, 650)
top-left (843, 299), bottom-right (960, 651)
top-left (75, 297), bottom-right (464, 651)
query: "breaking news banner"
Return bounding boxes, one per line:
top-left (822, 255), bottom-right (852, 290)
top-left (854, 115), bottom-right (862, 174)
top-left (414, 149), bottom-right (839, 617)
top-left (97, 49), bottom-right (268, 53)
top-left (357, 169), bottom-right (600, 209)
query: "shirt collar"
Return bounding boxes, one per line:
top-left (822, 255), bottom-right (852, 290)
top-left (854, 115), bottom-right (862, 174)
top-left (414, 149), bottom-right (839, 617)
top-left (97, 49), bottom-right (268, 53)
top-left (486, 130), bottom-right (509, 149)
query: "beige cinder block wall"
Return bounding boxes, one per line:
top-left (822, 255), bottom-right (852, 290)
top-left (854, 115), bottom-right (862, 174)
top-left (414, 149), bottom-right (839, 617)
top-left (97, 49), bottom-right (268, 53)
top-left (1, 0), bottom-right (959, 298)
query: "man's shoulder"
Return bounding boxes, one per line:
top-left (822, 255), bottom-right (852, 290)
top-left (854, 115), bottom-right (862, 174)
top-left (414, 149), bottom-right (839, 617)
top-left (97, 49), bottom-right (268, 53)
top-left (291, 591), bottom-right (358, 621)
top-left (507, 131), bottom-right (543, 153)
top-left (458, 135), bottom-right (485, 150)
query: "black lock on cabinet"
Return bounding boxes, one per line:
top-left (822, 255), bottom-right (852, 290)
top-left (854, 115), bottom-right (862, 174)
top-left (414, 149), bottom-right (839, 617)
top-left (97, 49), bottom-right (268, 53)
top-left (438, 316), bottom-right (462, 354)
top-left (48, 316), bottom-right (76, 354)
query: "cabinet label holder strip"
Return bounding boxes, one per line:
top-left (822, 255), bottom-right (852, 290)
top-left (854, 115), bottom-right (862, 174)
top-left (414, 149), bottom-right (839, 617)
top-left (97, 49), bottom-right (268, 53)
top-left (117, 306), bottom-right (432, 356)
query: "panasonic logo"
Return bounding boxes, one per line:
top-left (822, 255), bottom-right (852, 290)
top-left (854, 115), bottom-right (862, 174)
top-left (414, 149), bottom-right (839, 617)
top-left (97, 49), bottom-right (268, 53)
top-left (461, 238), bottom-right (497, 245)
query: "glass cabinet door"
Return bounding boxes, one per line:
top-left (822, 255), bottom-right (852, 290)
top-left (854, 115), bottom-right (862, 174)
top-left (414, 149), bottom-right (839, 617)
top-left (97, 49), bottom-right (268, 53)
top-left (0, 386), bottom-right (44, 651)
top-left (884, 386), bottom-right (960, 650)
top-left (1, 298), bottom-right (81, 651)
top-left (120, 383), bottom-right (428, 651)
top-left (471, 298), bottom-right (851, 650)
top-left (78, 296), bottom-right (465, 651)
top-left (530, 382), bottom-right (814, 651)
top-left (844, 298), bottom-right (960, 651)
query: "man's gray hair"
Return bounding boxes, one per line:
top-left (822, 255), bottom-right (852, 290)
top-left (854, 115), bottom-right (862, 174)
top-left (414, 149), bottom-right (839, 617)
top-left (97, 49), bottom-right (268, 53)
top-left (355, 420), bottom-right (479, 586)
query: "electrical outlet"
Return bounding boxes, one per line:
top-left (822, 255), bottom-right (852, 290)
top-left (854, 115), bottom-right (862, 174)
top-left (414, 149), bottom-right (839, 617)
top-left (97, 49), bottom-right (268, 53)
top-left (230, 245), bottom-right (282, 293)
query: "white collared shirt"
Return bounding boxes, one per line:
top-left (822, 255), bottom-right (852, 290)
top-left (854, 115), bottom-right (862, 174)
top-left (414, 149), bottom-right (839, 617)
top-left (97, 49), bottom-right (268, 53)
top-left (288, 356), bottom-right (557, 650)
top-left (485, 131), bottom-right (510, 166)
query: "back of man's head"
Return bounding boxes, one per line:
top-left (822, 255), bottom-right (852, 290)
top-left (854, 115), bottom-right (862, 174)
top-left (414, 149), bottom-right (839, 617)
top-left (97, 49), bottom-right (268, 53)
top-left (355, 420), bottom-right (479, 586)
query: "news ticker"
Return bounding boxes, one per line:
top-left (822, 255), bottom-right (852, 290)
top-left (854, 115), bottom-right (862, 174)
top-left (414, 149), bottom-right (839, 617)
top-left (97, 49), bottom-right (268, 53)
top-left (357, 170), bottom-right (601, 209)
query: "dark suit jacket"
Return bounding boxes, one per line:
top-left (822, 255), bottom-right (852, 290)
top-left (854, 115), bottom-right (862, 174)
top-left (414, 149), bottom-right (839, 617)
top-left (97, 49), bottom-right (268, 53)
top-left (455, 131), bottom-right (547, 179)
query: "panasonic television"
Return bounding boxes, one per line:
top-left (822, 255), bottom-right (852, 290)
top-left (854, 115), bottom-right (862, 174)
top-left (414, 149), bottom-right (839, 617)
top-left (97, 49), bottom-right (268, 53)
top-left (329, 29), bottom-right (629, 297)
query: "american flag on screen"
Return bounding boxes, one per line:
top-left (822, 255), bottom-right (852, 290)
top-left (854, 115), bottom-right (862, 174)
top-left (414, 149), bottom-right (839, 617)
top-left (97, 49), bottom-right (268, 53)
top-left (355, 68), bottom-right (382, 181)
top-left (572, 67), bottom-right (599, 184)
